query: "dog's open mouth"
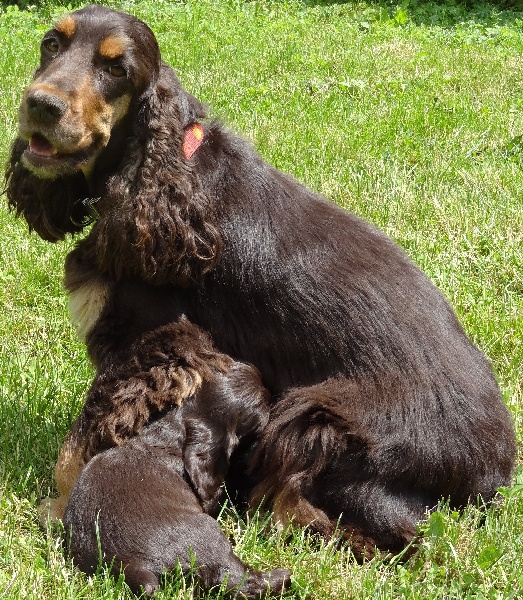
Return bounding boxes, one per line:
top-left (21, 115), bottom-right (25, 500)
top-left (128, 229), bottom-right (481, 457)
top-left (23, 133), bottom-right (97, 176)
top-left (29, 133), bottom-right (57, 157)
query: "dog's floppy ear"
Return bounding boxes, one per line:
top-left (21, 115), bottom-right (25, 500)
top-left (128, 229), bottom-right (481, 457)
top-left (94, 63), bottom-right (220, 285)
top-left (5, 138), bottom-right (89, 241)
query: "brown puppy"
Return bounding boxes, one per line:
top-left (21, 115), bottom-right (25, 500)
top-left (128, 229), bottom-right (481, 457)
top-left (63, 362), bottom-right (290, 598)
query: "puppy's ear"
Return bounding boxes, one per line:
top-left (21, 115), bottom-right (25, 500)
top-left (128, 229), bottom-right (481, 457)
top-left (183, 417), bottom-right (232, 514)
top-left (5, 138), bottom-right (88, 241)
top-left (183, 365), bottom-right (271, 514)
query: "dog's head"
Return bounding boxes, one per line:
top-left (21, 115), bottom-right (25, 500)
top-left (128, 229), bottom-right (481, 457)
top-left (6, 5), bottom-right (212, 265)
top-left (18, 5), bottom-right (161, 180)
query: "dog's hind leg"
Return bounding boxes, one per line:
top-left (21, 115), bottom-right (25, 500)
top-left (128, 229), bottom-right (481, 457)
top-left (249, 379), bottom-right (434, 558)
top-left (324, 481), bottom-right (430, 557)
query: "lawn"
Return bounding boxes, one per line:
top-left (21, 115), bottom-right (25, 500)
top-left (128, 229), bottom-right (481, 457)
top-left (1, 0), bottom-right (522, 598)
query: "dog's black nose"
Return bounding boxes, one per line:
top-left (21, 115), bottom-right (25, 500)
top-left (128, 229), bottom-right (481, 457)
top-left (26, 90), bottom-right (67, 124)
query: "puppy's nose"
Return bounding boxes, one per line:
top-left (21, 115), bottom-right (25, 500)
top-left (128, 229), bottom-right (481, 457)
top-left (25, 90), bottom-right (67, 124)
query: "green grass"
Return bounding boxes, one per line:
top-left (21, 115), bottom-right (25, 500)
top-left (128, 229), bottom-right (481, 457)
top-left (1, 0), bottom-right (523, 597)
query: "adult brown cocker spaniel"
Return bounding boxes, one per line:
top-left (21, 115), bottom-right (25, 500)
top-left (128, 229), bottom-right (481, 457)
top-left (6, 5), bottom-right (516, 560)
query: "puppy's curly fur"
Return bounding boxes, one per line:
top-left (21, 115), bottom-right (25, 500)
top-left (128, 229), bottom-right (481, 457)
top-left (6, 5), bottom-right (516, 557)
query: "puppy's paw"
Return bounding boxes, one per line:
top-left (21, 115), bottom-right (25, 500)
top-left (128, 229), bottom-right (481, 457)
top-left (38, 496), bottom-right (66, 527)
top-left (263, 568), bottom-right (292, 594)
top-left (124, 561), bottom-right (160, 598)
top-left (238, 567), bottom-right (292, 599)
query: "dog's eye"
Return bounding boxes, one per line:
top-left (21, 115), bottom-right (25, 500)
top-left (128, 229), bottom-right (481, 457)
top-left (42, 38), bottom-right (60, 54)
top-left (105, 64), bottom-right (127, 78)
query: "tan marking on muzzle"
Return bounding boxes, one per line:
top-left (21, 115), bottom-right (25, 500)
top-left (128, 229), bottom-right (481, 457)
top-left (55, 15), bottom-right (76, 38)
top-left (76, 74), bottom-right (130, 136)
top-left (26, 82), bottom-right (66, 96)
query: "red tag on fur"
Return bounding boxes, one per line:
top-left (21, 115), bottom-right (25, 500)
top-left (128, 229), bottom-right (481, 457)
top-left (182, 123), bottom-right (204, 159)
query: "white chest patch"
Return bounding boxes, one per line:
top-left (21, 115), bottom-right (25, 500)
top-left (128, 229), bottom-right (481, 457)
top-left (68, 279), bottom-right (110, 342)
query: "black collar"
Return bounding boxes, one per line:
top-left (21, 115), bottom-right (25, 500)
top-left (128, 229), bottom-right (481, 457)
top-left (71, 196), bottom-right (101, 227)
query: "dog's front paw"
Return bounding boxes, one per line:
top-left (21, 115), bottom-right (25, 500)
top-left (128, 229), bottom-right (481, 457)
top-left (38, 496), bottom-right (67, 527)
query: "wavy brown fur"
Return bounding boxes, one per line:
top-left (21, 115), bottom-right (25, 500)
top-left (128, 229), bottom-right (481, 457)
top-left (79, 319), bottom-right (232, 461)
top-left (6, 5), bottom-right (516, 558)
top-left (93, 65), bottom-right (222, 286)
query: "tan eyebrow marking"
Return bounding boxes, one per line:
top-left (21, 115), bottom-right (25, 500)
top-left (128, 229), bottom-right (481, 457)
top-left (98, 35), bottom-right (129, 59)
top-left (55, 15), bottom-right (76, 38)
